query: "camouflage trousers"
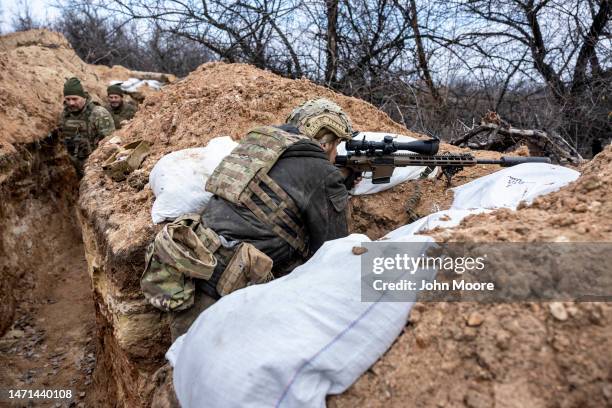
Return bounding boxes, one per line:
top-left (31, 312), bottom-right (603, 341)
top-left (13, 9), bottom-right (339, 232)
top-left (169, 288), bottom-right (218, 341)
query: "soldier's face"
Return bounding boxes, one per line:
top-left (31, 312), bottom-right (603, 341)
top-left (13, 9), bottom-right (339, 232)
top-left (321, 139), bottom-right (341, 163)
top-left (108, 94), bottom-right (123, 108)
top-left (64, 95), bottom-right (86, 112)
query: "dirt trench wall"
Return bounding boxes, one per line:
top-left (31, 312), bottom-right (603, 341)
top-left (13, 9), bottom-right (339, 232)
top-left (0, 28), bottom-right (157, 339)
top-left (0, 142), bottom-right (78, 335)
top-left (0, 29), bottom-right (174, 405)
top-left (0, 137), bottom-right (96, 404)
top-left (78, 209), bottom-right (169, 406)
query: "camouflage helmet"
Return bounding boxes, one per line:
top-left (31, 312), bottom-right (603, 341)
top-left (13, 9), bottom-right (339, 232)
top-left (286, 98), bottom-right (353, 141)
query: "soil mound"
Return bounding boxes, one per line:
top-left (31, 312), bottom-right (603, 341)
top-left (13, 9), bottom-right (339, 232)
top-left (332, 147), bottom-right (612, 408)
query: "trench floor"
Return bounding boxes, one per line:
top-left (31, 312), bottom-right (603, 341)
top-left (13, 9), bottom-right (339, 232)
top-left (0, 200), bottom-right (95, 408)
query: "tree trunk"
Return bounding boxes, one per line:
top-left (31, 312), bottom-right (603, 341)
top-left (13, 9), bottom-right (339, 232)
top-left (325, 0), bottom-right (339, 86)
top-left (409, 0), bottom-right (442, 105)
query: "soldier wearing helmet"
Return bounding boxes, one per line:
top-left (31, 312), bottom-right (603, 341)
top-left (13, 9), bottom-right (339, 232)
top-left (155, 98), bottom-right (356, 339)
top-left (286, 98), bottom-right (353, 159)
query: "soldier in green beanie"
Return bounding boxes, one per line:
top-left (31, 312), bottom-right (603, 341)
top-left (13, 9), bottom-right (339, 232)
top-left (58, 77), bottom-right (115, 178)
top-left (106, 83), bottom-right (137, 129)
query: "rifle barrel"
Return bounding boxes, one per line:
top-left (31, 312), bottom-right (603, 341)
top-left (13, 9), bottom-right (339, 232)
top-left (336, 154), bottom-right (551, 168)
top-left (476, 156), bottom-right (551, 167)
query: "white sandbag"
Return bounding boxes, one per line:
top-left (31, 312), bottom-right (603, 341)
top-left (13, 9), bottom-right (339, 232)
top-left (149, 137), bottom-right (238, 224)
top-left (451, 163), bottom-right (579, 210)
top-left (111, 77), bottom-right (164, 92)
top-left (383, 163), bottom-right (578, 240)
top-left (339, 132), bottom-right (438, 195)
top-left (167, 234), bottom-right (419, 408)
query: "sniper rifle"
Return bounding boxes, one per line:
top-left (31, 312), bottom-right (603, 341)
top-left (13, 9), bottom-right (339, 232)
top-left (335, 135), bottom-right (551, 186)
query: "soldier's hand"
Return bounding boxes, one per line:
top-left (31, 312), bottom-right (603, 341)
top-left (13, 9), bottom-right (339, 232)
top-left (41, 129), bottom-right (59, 146)
top-left (340, 168), bottom-right (363, 190)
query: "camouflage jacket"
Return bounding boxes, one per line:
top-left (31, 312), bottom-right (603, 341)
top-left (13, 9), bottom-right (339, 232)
top-left (59, 99), bottom-right (115, 161)
top-left (106, 101), bottom-right (137, 129)
top-left (201, 125), bottom-right (349, 295)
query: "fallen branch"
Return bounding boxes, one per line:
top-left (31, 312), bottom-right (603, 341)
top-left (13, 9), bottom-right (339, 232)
top-left (451, 122), bottom-right (583, 163)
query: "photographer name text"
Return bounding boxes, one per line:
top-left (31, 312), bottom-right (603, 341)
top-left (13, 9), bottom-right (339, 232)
top-left (372, 279), bottom-right (495, 291)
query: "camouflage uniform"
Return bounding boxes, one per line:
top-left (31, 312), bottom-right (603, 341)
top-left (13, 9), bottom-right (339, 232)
top-left (107, 101), bottom-right (137, 129)
top-left (142, 99), bottom-right (354, 340)
top-left (203, 124), bottom-right (349, 281)
top-left (59, 99), bottom-right (115, 177)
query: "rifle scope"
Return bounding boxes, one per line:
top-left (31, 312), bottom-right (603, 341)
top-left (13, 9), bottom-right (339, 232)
top-left (346, 135), bottom-right (439, 155)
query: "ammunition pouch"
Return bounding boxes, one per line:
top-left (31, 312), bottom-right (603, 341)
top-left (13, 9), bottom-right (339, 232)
top-left (216, 242), bottom-right (274, 297)
top-left (141, 213), bottom-right (274, 312)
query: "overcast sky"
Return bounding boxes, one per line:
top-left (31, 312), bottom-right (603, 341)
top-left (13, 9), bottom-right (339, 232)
top-left (1, 0), bottom-right (59, 32)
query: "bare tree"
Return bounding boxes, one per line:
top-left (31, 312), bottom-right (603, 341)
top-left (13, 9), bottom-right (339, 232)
top-left (333, 1), bottom-right (417, 96)
top-left (55, 2), bottom-right (130, 65)
top-left (54, 1), bottom-right (211, 76)
top-left (102, 0), bottom-right (304, 78)
top-left (391, 0), bottom-right (442, 106)
top-left (435, 1), bottom-right (611, 144)
top-left (452, 0), bottom-right (611, 103)
top-left (18, 0), bottom-right (608, 154)
top-left (145, 24), bottom-right (214, 77)
top-left (11, 0), bottom-right (41, 31)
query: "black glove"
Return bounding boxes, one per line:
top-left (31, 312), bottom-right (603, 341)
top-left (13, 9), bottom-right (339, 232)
top-left (342, 168), bottom-right (362, 190)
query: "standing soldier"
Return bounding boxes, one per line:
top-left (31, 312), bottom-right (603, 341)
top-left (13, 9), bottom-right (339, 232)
top-left (106, 84), bottom-right (137, 129)
top-left (58, 77), bottom-right (115, 177)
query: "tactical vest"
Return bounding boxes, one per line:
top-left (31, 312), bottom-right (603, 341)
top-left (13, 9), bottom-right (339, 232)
top-left (109, 102), bottom-right (137, 129)
top-left (60, 103), bottom-right (96, 159)
top-left (206, 126), bottom-right (311, 257)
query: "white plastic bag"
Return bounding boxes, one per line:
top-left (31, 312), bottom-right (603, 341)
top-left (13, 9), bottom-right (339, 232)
top-left (111, 77), bottom-right (164, 92)
top-left (149, 137), bottom-right (238, 224)
top-left (338, 132), bottom-right (438, 195)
